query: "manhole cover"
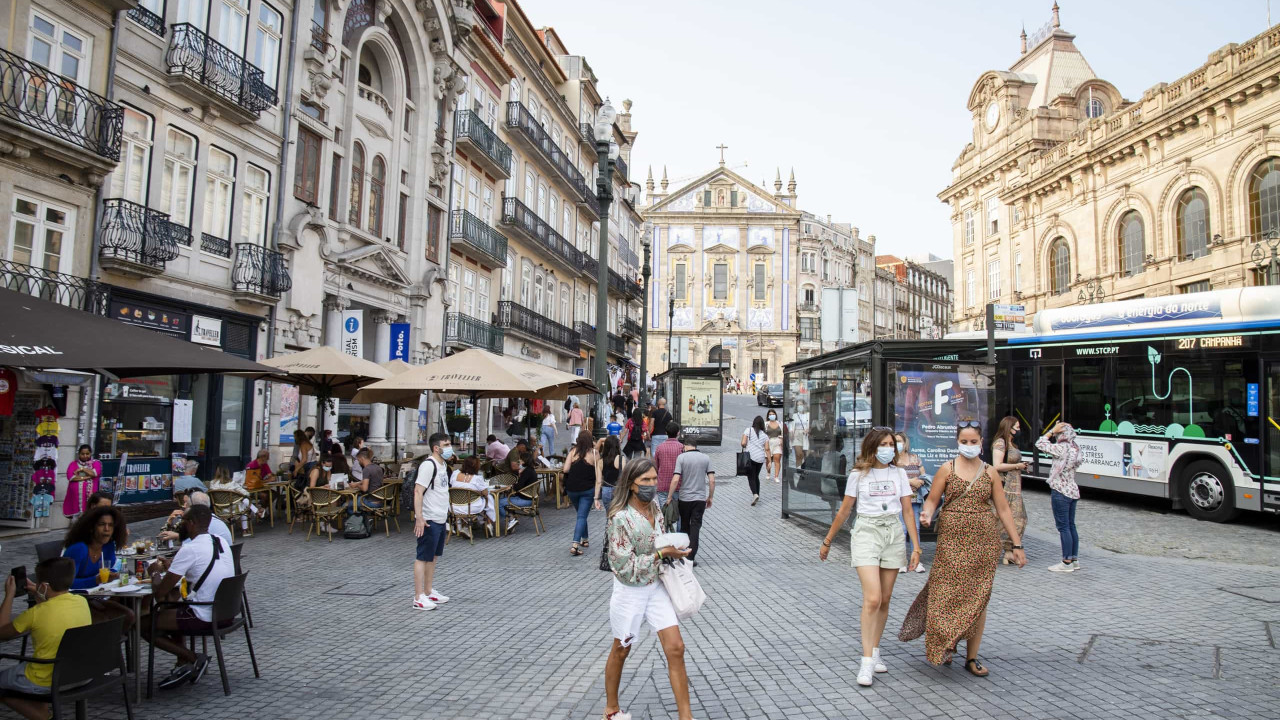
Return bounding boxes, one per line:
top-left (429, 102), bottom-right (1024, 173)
top-left (1221, 585), bottom-right (1280, 603)
top-left (324, 582), bottom-right (393, 597)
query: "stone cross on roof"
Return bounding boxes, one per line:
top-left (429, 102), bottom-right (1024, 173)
top-left (716, 144), bottom-right (728, 167)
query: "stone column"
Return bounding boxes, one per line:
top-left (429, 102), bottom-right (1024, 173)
top-left (368, 311), bottom-right (395, 445)
top-left (322, 296), bottom-right (349, 437)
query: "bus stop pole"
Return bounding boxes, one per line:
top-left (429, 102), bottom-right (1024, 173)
top-left (986, 303), bottom-right (996, 365)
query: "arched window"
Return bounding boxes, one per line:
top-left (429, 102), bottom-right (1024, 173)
top-left (1085, 97), bottom-right (1104, 119)
top-left (1177, 188), bottom-right (1210, 260)
top-left (543, 273), bottom-right (555, 318)
top-left (509, 78), bottom-right (520, 104)
top-left (1118, 211), bottom-right (1144, 277)
top-left (368, 155), bottom-right (386, 236)
top-left (520, 261), bottom-right (531, 307)
top-left (1049, 238), bottom-right (1070, 295)
top-left (348, 142), bottom-right (365, 226)
top-left (1249, 157), bottom-right (1280, 238)
top-left (534, 274), bottom-right (544, 315)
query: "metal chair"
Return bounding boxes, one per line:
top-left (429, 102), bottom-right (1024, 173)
top-left (365, 484), bottom-right (400, 536)
top-left (229, 543), bottom-right (253, 628)
top-left (0, 616), bottom-right (132, 720)
top-left (447, 488), bottom-right (491, 545)
top-left (34, 540), bottom-right (63, 563)
top-left (208, 489), bottom-right (252, 542)
top-left (504, 478), bottom-right (544, 535)
top-left (147, 572), bottom-right (259, 698)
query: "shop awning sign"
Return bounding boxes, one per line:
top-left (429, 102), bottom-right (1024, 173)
top-left (191, 315), bottom-right (222, 346)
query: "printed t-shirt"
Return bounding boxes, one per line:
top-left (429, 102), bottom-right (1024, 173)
top-left (844, 466), bottom-right (913, 517)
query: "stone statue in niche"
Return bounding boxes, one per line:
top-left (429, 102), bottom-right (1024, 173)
top-left (716, 189), bottom-right (726, 207)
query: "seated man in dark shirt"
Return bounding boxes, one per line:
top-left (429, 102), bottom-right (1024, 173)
top-left (347, 448), bottom-right (385, 512)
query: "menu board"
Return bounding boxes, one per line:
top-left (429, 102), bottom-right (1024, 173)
top-left (99, 456), bottom-right (175, 504)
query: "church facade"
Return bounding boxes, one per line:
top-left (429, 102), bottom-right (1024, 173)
top-left (641, 162), bottom-right (802, 383)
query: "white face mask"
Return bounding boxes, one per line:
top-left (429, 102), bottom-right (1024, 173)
top-left (895, 442), bottom-right (905, 452)
top-left (957, 444), bottom-right (981, 459)
top-left (875, 447), bottom-right (895, 465)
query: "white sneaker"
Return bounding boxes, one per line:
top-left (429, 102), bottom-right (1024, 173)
top-left (1048, 561), bottom-right (1076, 573)
top-left (751, 494), bottom-right (759, 506)
top-left (412, 594), bottom-right (437, 610)
top-left (1071, 560), bottom-right (1081, 571)
top-left (506, 517), bottom-right (518, 531)
top-left (458, 524), bottom-right (473, 539)
top-left (898, 566), bottom-right (907, 574)
top-left (602, 711), bottom-right (632, 720)
top-left (428, 589), bottom-right (450, 604)
top-left (915, 563), bottom-right (927, 573)
top-left (872, 648), bottom-right (888, 673)
top-left (857, 658), bottom-right (874, 686)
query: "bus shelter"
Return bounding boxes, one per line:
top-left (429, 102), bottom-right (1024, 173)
top-left (781, 340), bottom-right (994, 528)
top-left (653, 367), bottom-right (723, 446)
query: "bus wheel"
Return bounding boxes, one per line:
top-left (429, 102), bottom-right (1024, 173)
top-left (1180, 460), bottom-right (1239, 523)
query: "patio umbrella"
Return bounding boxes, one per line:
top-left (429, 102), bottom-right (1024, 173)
top-left (379, 358), bottom-right (415, 462)
top-left (0, 287), bottom-right (283, 376)
top-left (258, 345), bottom-right (393, 446)
top-left (350, 348), bottom-right (598, 452)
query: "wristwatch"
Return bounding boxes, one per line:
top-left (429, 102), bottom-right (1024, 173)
top-left (1012, 544), bottom-right (1023, 550)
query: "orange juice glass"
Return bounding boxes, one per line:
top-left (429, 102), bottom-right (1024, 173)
top-left (98, 567), bottom-right (110, 584)
top-left (180, 578), bottom-right (188, 598)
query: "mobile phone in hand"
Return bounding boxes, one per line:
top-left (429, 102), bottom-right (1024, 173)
top-left (10, 566), bottom-right (25, 589)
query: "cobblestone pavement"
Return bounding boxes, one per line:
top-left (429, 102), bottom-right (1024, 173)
top-left (1, 392), bottom-right (1277, 719)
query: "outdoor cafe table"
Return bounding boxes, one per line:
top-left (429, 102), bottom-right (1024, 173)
top-left (488, 484), bottom-right (511, 537)
top-left (82, 548), bottom-right (176, 703)
top-left (535, 467), bottom-right (564, 508)
top-left (260, 480), bottom-right (294, 525)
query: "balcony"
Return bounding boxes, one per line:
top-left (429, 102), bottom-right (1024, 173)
top-left (98, 199), bottom-right (180, 277)
top-left (581, 253), bottom-right (599, 279)
top-left (309, 21), bottom-right (329, 53)
top-left (445, 313), bottom-right (504, 354)
top-left (798, 302), bottom-right (819, 313)
top-left (128, 6), bottom-right (165, 37)
top-left (450, 210), bottom-right (507, 267)
top-left (0, 259), bottom-right (108, 315)
top-left (614, 155), bottom-right (628, 183)
top-left (165, 23), bottom-right (277, 123)
top-left (0, 48), bottom-right (123, 171)
top-left (608, 332), bottom-right (627, 358)
top-left (621, 316), bottom-right (642, 338)
top-left (455, 110), bottom-right (511, 179)
top-left (506, 101), bottom-right (594, 207)
top-left (575, 321), bottom-right (596, 348)
top-left (497, 300), bottom-right (578, 355)
top-left (607, 268), bottom-right (642, 300)
top-left (578, 122), bottom-right (595, 146)
top-left (232, 243), bottom-right (291, 303)
top-left (500, 197), bottom-right (582, 276)
top-left (200, 233), bottom-right (230, 258)
top-left (356, 83), bottom-right (392, 119)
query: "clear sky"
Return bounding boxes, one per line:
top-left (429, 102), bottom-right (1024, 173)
top-left (528, 0), bottom-right (1270, 259)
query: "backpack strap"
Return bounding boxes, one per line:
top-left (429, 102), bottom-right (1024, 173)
top-left (190, 535), bottom-right (223, 595)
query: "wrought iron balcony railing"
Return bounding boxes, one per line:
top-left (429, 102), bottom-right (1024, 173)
top-left (0, 259), bottom-right (108, 314)
top-left (128, 6), bottom-right (165, 37)
top-left (617, 236), bottom-right (639, 270)
top-left (497, 300), bottom-right (578, 354)
top-left (165, 23), bottom-right (277, 115)
top-left (309, 20), bottom-right (329, 53)
top-left (201, 232), bottom-right (230, 258)
top-left (506, 101), bottom-right (589, 197)
top-left (608, 332), bottom-right (627, 357)
top-left (232, 243), bottom-right (291, 298)
top-left (608, 268), bottom-right (641, 299)
top-left (575, 321), bottom-right (596, 347)
top-left (99, 199), bottom-right (180, 269)
top-left (445, 313), bottom-right (504, 354)
top-left (0, 48), bottom-right (123, 161)
top-left (578, 122), bottom-right (595, 145)
top-left (798, 302), bottom-right (819, 313)
top-left (450, 209), bottom-right (507, 266)
top-left (500, 196), bottom-right (582, 272)
top-left (455, 110), bottom-right (512, 177)
top-left (580, 253), bottom-right (598, 279)
top-left (621, 316), bottom-right (642, 338)
top-left (614, 155), bottom-right (628, 183)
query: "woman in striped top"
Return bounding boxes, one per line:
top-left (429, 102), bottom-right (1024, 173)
top-left (741, 416), bottom-right (768, 506)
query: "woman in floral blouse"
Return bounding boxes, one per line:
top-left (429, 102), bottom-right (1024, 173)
top-left (602, 458), bottom-right (693, 720)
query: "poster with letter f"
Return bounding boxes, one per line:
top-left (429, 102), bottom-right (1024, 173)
top-left (887, 362), bottom-right (994, 477)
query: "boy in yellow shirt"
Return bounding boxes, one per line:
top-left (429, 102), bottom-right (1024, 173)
top-left (0, 557), bottom-right (91, 720)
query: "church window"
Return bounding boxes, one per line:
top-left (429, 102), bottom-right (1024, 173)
top-left (713, 263), bottom-right (727, 300)
top-left (674, 263), bottom-right (686, 300)
top-left (754, 263), bottom-right (765, 300)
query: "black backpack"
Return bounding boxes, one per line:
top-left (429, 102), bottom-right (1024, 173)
top-left (343, 514), bottom-right (372, 539)
top-left (401, 458), bottom-right (440, 519)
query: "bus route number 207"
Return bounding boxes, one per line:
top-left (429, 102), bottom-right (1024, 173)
top-left (1176, 335), bottom-right (1245, 350)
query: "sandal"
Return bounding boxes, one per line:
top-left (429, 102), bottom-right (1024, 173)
top-left (570, 543), bottom-right (583, 556)
top-left (580, 539), bottom-right (589, 548)
top-left (965, 658), bottom-right (989, 677)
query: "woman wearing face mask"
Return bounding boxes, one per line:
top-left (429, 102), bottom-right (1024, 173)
top-left (819, 427), bottom-right (921, 688)
top-left (893, 433), bottom-right (928, 575)
top-left (991, 417), bottom-right (1030, 565)
top-left (602, 458), bottom-right (693, 720)
top-left (1037, 421), bottom-right (1084, 573)
top-left (740, 416), bottom-right (768, 505)
top-left (898, 422), bottom-right (1027, 677)
top-left (764, 411), bottom-right (784, 483)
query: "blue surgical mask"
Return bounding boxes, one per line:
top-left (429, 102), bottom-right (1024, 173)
top-left (958, 444), bottom-right (981, 459)
top-left (440, 447), bottom-right (455, 460)
top-left (875, 447), bottom-right (895, 465)
top-left (895, 442), bottom-right (905, 453)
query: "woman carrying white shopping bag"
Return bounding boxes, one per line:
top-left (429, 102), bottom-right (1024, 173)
top-left (602, 458), bottom-right (697, 720)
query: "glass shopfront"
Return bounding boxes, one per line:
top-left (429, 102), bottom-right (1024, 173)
top-left (782, 340), bottom-right (995, 528)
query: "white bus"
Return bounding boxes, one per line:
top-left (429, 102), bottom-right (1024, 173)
top-left (994, 287), bottom-right (1280, 522)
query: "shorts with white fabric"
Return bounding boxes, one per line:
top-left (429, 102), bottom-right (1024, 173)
top-left (0, 663), bottom-right (47, 695)
top-left (849, 513), bottom-right (907, 569)
top-left (609, 578), bottom-right (678, 647)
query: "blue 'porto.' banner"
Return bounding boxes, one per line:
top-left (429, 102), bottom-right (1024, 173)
top-left (390, 323), bottom-right (410, 362)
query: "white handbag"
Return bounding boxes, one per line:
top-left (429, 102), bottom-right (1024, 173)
top-left (660, 558), bottom-right (707, 620)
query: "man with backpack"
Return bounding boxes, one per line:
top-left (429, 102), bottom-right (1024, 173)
top-left (413, 433), bottom-right (453, 610)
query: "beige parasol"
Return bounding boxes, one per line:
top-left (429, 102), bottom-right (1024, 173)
top-left (259, 346), bottom-right (394, 443)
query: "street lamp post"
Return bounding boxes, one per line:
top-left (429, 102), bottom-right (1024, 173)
top-left (639, 222), bottom-right (652, 412)
top-left (667, 297), bottom-right (675, 372)
top-left (592, 99), bottom-right (619, 439)
top-left (1252, 230), bottom-right (1280, 284)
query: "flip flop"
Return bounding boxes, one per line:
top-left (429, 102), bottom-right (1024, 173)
top-left (965, 658), bottom-right (989, 677)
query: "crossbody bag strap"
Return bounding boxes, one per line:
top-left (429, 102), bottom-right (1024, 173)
top-left (941, 462), bottom-right (988, 510)
top-left (190, 536), bottom-right (223, 594)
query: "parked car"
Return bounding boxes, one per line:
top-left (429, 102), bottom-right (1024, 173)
top-left (757, 383), bottom-right (784, 407)
top-left (838, 393), bottom-right (871, 429)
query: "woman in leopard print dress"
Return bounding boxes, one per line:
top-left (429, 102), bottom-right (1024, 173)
top-left (898, 423), bottom-right (1027, 676)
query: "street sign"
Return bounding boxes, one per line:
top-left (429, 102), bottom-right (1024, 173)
top-left (749, 373), bottom-right (756, 381)
top-left (991, 304), bottom-right (1027, 332)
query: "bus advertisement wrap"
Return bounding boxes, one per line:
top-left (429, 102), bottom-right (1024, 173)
top-left (1074, 436), bottom-right (1167, 480)
top-left (889, 363), bottom-right (994, 476)
top-left (1042, 296), bottom-right (1222, 331)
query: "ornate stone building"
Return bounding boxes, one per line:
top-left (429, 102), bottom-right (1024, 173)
top-left (796, 213), bottom-right (865, 358)
top-left (941, 5), bottom-right (1280, 330)
top-left (641, 161), bottom-right (801, 383)
top-left (875, 256), bottom-right (951, 339)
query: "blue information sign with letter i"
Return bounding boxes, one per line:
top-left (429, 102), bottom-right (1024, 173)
top-left (1247, 383), bottom-right (1259, 416)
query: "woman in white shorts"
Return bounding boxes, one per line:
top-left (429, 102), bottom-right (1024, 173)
top-left (602, 458), bottom-right (694, 720)
top-left (818, 427), bottom-right (921, 688)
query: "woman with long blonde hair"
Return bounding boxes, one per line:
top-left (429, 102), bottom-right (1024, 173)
top-left (819, 427), bottom-right (921, 688)
top-left (602, 458), bottom-right (694, 720)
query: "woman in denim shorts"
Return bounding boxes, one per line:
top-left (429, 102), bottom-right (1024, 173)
top-left (818, 427), bottom-right (921, 688)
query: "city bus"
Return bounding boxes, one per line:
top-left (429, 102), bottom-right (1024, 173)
top-left (992, 287), bottom-right (1280, 522)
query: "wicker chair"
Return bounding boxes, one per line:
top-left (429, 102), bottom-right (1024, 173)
top-left (209, 490), bottom-right (251, 542)
top-left (447, 488), bottom-right (491, 545)
top-left (287, 485), bottom-right (313, 536)
top-left (304, 488), bottom-right (345, 542)
top-left (504, 478), bottom-right (544, 535)
top-left (366, 484), bottom-right (400, 535)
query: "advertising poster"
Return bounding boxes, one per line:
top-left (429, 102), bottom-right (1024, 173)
top-left (1075, 436), bottom-right (1167, 480)
top-left (678, 376), bottom-right (722, 445)
top-left (99, 457), bottom-right (173, 504)
top-left (279, 385), bottom-right (299, 444)
top-left (889, 363), bottom-right (993, 477)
